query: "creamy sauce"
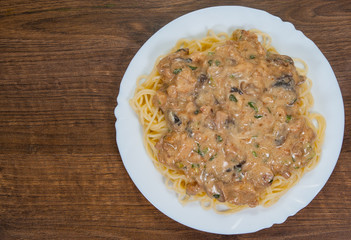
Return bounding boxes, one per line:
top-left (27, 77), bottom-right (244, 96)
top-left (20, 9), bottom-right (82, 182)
top-left (154, 30), bottom-right (316, 207)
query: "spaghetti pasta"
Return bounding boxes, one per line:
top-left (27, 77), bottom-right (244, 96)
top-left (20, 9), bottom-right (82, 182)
top-left (130, 29), bottom-right (325, 213)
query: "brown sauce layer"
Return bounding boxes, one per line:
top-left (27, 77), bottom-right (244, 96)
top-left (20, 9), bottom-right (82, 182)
top-left (154, 30), bottom-right (316, 207)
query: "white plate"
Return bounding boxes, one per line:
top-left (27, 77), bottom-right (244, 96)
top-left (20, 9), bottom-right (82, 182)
top-left (115, 6), bottom-right (344, 234)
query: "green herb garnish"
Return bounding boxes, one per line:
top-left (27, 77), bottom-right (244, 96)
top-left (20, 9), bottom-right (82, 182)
top-left (248, 102), bottom-right (258, 112)
top-left (252, 151), bottom-right (257, 157)
top-left (229, 94), bottom-right (238, 102)
top-left (177, 162), bottom-right (184, 168)
top-left (250, 55), bottom-right (256, 59)
top-left (254, 115), bottom-right (263, 119)
top-left (173, 68), bottom-right (182, 74)
top-left (230, 74), bottom-right (237, 79)
top-left (209, 76), bottom-right (215, 86)
top-left (216, 135), bottom-right (223, 142)
top-left (213, 194), bottom-right (220, 199)
top-left (209, 154), bottom-right (217, 161)
top-left (195, 143), bottom-right (208, 157)
top-left (215, 60), bottom-right (221, 66)
top-left (208, 60), bottom-right (213, 66)
top-left (191, 163), bottom-right (200, 168)
top-left (286, 115), bottom-right (292, 123)
top-left (196, 143), bottom-right (203, 156)
top-left (188, 65), bottom-right (197, 70)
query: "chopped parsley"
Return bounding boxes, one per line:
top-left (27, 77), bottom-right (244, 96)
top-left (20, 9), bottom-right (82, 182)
top-left (209, 154), bottom-right (217, 161)
top-left (177, 162), bottom-right (184, 168)
top-left (195, 143), bottom-right (208, 157)
top-left (229, 94), bottom-right (238, 102)
top-left (213, 194), bottom-right (220, 199)
top-left (209, 76), bottom-right (215, 86)
top-left (173, 68), bottom-right (182, 74)
top-left (216, 135), bottom-right (223, 142)
top-left (248, 102), bottom-right (258, 112)
top-left (234, 165), bottom-right (242, 172)
top-left (191, 163), bottom-right (200, 168)
top-left (188, 65), bottom-right (197, 70)
top-left (290, 98), bottom-right (297, 105)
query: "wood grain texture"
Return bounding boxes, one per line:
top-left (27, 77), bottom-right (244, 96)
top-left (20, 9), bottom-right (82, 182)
top-left (0, 0), bottom-right (350, 239)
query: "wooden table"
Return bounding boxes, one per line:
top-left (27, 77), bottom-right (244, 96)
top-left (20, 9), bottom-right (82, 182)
top-left (1, 1), bottom-right (350, 239)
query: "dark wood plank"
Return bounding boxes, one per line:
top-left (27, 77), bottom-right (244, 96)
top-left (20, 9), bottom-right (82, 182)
top-left (0, 0), bottom-right (350, 239)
